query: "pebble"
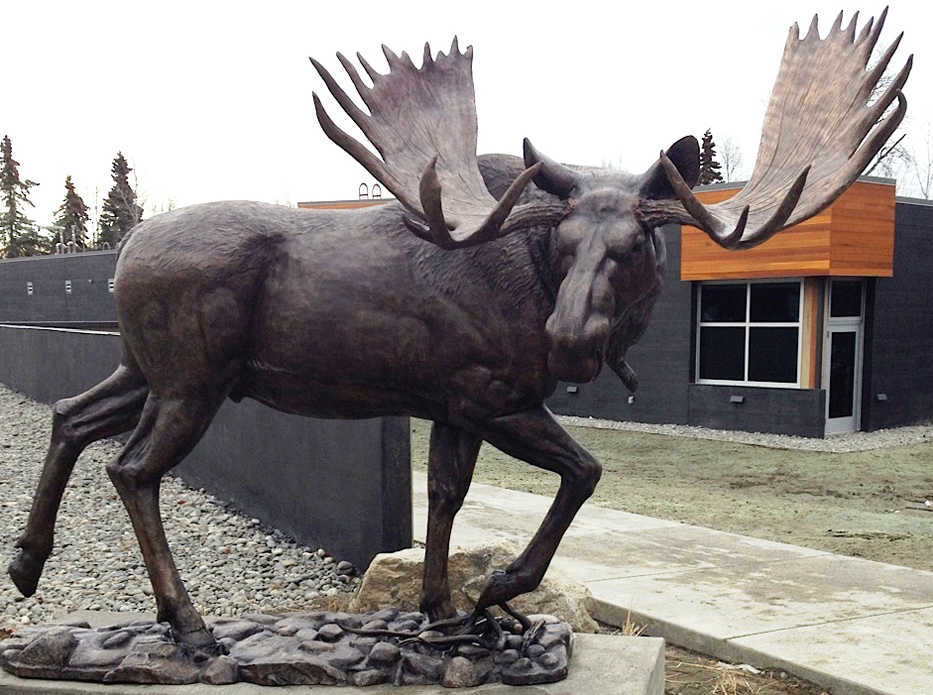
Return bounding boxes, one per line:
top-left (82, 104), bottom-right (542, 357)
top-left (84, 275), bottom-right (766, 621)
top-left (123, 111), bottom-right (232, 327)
top-left (0, 385), bottom-right (361, 633)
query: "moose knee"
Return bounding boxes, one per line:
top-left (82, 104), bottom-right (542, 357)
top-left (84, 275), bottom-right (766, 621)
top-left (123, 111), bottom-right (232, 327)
top-left (50, 399), bottom-right (80, 446)
top-left (571, 455), bottom-right (602, 498)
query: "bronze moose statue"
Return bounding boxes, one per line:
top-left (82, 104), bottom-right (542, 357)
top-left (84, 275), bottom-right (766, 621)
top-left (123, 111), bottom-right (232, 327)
top-left (9, 11), bottom-right (909, 654)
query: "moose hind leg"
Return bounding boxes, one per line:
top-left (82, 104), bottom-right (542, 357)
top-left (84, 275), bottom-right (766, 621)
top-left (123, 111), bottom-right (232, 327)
top-left (469, 406), bottom-right (601, 611)
top-left (106, 392), bottom-right (224, 651)
top-left (9, 364), bottom-right (148, 597)
top-left (420, 423), bottom-right (482, 621)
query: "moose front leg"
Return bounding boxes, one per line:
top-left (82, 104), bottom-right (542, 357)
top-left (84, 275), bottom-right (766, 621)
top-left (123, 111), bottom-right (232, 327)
top-left (468, 406), bottom-right (601, 611)
top-left (420, 423), bottom-right (482, 620)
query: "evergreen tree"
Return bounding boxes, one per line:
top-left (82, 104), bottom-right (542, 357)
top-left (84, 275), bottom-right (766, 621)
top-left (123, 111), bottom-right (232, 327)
top-left (0, 134), bottom-right (42, 257)
top-left (698, 129), bottom-right (724, 185)
top-left (53, 175), bottom-right (90, 248)
top-left (98, 152), bottom-right (142, 246)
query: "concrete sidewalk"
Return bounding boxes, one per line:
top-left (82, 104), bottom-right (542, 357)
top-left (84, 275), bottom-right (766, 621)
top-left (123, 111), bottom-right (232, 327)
top-left (411, 471), bottom-right (933, 695)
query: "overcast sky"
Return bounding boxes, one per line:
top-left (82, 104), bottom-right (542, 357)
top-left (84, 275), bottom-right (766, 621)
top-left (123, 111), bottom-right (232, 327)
top-left (5, 1), bottom-right (929, 230)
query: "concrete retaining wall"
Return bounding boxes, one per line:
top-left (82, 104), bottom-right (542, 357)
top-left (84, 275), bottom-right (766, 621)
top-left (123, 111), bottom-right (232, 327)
top-left (0, 324), bottom-right (411, 569)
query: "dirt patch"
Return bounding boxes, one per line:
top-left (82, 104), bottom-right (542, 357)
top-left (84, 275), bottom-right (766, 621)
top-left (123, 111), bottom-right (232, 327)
top-left (410, 418), bottom-right (933, 572)
top-left (664, 644), bottom-right (828, 695)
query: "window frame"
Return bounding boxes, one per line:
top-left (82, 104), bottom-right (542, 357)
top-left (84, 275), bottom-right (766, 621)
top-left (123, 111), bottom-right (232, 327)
top-left (695, 278), bottom-right (804, 388)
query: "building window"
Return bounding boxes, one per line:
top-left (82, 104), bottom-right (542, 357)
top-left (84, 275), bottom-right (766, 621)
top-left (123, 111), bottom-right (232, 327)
top-left (696, 280), bottom-right (802, 387)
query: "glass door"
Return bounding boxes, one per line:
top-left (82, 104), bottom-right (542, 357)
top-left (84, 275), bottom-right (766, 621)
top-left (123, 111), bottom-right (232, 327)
top-left (824, 280), bottom-right (864, 435)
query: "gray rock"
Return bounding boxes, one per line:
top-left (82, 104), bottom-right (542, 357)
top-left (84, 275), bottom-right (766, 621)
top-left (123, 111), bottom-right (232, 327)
top-left (351, 668), bottom-right (388, 686)
top-left (16, 629), bottom-right (77, 669)
top-left (443, 655), bottom-right (481, 687)
top-left (317, 623), bottom-right (343, 642)
top-left (402, 650), bottom-right (444, 680)
top-left (367, 641), bottom-right (400, 664)
top-left (199, 654), bottom-right (238, 685)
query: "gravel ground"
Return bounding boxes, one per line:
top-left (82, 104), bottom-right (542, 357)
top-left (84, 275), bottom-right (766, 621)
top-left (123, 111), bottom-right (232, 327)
top-left (558, 415), bottom-right (933, 452)
top-left (0, 385), bottom-right (360, 633)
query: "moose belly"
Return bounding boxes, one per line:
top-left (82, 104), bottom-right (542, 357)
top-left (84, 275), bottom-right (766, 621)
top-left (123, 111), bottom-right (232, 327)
top-left (232, 355), bottom-right (553, 424)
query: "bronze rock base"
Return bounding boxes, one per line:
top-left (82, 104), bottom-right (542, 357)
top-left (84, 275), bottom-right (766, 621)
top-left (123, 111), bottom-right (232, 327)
top-left (0, 609), bottom-right (572, 687)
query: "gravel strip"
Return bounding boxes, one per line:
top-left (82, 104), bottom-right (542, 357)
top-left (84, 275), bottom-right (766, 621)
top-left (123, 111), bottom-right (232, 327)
top-left (0, 384), bottom-right (360, 632)
top-left (557, 414), bottom-right (933, 452)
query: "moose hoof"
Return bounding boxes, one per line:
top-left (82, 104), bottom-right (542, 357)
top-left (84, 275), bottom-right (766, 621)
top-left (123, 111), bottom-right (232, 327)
top-left (475, 569), bottom-right (517, 609)
top-left (8, 549), bottom-right (45, 597)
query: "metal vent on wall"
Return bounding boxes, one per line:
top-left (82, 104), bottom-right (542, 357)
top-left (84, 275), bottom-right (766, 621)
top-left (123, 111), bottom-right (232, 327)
top-left (64, 280), bottom-right (72, 295)
top-left (26, 282), bottom-right (33, 296)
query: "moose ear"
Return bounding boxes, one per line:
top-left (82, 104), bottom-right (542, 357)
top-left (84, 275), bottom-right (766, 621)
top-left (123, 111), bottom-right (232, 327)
top-left (523, 138), bottom-right (580, 198)
top-left (639, 135), bottom-right (700, 199)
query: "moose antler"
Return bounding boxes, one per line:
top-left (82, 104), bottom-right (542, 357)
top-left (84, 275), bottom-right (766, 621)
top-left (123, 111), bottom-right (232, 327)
top-left (638, 9), bottom-right (911, 249)
top-left (310, 39), bottom-right (567, 249)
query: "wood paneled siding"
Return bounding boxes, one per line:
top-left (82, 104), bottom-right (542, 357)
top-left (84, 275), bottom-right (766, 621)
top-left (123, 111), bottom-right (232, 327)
top-left (297, 199), bottom-right (390, 210)
top-left (680, 180), bottom-right (895, 280)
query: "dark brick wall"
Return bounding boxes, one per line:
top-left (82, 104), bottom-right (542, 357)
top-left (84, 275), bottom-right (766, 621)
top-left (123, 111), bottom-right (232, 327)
top-left (0, 325), bottom-right (412, 569)
top-left (862, 200), bottom-right (933, 430)
top-left (0, 252), bottom-right (118, 325)
top-left (687, 384), bottom-right (826, 438)
top-left (547, 224), bottom-right (692, 424)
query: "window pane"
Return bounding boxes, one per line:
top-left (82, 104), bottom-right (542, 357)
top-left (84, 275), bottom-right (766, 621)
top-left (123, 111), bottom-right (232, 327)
top-left (699, 327), bottom-right (745, 380)
top-left (750, 282), bottom-right (799, 323)
top-left (701, 285), bottom-right (746, 322)
top-left (828, 331), bottom-right (857, 417)
top-left (748, 327), bottom-right (798, 383)
top-left (830, 280), bottom-right (862, 318)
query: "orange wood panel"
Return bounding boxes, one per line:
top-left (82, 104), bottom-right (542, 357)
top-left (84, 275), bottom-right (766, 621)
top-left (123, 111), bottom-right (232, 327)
top-left (799, 278), bottom-right (822, 389)
top-left (298, 200), bottom-right (390, 210)
top-left (680, 181), bottom-right (895, 280)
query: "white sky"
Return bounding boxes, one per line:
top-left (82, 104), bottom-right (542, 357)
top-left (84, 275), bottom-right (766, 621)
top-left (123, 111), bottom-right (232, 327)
top-left (5, 1), bottom-right (930, 229)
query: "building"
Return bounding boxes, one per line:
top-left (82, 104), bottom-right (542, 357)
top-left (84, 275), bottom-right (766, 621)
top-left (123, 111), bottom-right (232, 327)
top-left (2, 177), bottom-right (930, 437)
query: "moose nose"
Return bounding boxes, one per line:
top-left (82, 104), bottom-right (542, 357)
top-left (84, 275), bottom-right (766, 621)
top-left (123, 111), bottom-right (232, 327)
top-left (545, 315), bottom-right (610, 382)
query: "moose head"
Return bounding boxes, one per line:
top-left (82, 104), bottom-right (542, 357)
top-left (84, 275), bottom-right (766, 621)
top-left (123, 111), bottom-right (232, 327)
top-left (523, 136), bottom-right (698, 382)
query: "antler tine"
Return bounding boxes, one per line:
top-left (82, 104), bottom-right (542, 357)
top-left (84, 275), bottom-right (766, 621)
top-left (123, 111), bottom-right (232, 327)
top-left (418, 157), bottom-right (452, 247)
top-left (309, 57), bottom-right (378, 146)
top-left (804, 14), bottom-right (820, 41)
top-left (844, 11), bottom-right (859, 42)
top-left (382, 45), bottom-right (403, 69)
top-left (830, 10), bottom-right (844, 35)
top-left (860, 6), bottom-right (888, 64)
top-left (416, 155), bottom-right (545, 249)
top-left (335, 52), bottom-right (376, 110)
top-left (856, 53), bottom-right (912, 147)
top-left (856, 16), bottom-right (874, 48)
top-left (658, 151), bottom-right (746, 248)
top-left (860, 32), bottom-right (904, 101)
top-left (846, 91), bottom-right (908, 181)
top-left (356, 51), bottom-right (382, 82)
top-left (311, 93), bottom-right (417, 212)
top-left (736, 166), bottom-right (810, 250)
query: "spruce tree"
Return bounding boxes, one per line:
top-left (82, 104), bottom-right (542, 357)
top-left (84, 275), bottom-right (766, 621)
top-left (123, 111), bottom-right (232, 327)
top-left (698, 129), bottom-right (724, 185)
top-left (98, 152), bottom-right (142, 246)
top-left (0, 134), bottom-right (42, 257)
top-left (53, 175), bottom-right (90, 248)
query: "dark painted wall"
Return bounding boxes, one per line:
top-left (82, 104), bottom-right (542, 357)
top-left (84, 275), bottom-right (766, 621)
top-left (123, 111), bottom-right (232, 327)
top-left (863, 200), bottom-right (933, 430)
top-left (548, 224), bottom-right (692, 424)
top-left (687, 384), bottom-right (826, 438)
top-left (0, 252), bottom-right (118, 325)
top-left (0, 325), bottom-right (411, 569)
